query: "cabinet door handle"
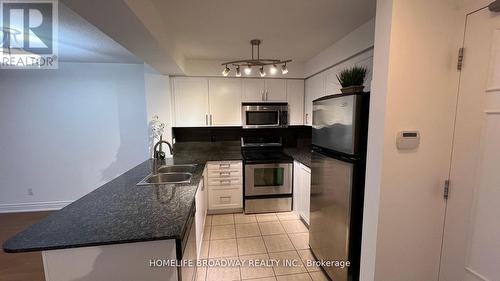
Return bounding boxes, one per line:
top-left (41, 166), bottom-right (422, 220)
top-left (201, 176), bottom-right (205, 191)
top-left (262, 91), bottom-right (265, 101)
top-left (305, 113), bottom-right (309, 124)
top-left (266, 91), bottom-right (269, 101)
top-left (220, 180), bottom-right (231, 185)
top-left (210, 114), bottom-right (213, 125)
top-left (219, 163), bottom-right (231, 169)
top-left (205, 114), bottom-right (208, 125)
top-left (220, 171), bottom-right (231, 177)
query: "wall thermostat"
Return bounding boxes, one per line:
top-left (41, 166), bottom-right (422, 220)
top-left (397, 131), bottom-right (420, 150)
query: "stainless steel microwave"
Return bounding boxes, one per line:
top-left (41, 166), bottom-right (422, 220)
top-left (241, 103), bottom-right (288, 129)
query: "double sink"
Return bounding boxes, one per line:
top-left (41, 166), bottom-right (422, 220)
top-left (137, 164), bottom-right (197, 185)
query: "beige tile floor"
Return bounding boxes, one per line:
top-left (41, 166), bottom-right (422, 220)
top-left (197, 212), bottom-right (330, 281)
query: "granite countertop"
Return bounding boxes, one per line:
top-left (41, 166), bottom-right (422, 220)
top-left (3, 141), bottom-right (314, 254)
top-left (3, 147), bottom-right (242, 254)
top-left (284, 147), bottom-right (312, 168)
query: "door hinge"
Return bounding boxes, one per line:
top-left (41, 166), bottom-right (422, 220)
top-left (457, 48), bottom-right (464, 71)
top-left (443, 179), bottom-right (450, 200)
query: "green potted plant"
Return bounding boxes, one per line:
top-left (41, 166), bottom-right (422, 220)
top-left (336, 66), bottom-right (368, 94)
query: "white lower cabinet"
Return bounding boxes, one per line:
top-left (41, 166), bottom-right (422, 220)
top-left (293, 161), bottom-right (311, 224)
top-left (195, 166), bottom-right (208, 259)
top-left (207, 161), bottom-right (243, 212)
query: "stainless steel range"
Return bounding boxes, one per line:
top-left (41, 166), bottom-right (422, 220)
top-left (241, 136), bottom-right (293, 213)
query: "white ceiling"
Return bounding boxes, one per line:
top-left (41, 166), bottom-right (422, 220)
top-left (57, 3), bottom-right (142, 64)
top-left (145, 0), bottom-right (376, 62)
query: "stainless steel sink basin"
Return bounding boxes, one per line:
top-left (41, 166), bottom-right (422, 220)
top-left (137, 172), bottom-right (192, 185)
top-left (157, 164), bottom-right (197, 174)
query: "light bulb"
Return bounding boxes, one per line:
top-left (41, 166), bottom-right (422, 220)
top-left (259, 66), bottom-right (266, 77)
top-left (235, 66), bottom-right (241, 77)
top-left (222, 66), bottom-right (230, 76)
top-left (269, 64), bottom-right (278, 75)
top-left (244, 66), bottom-right (252, 75)
top-left (281, 64), bottom-right (288, 75)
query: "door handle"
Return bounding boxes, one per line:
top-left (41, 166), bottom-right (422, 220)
top-left (262, 91), bottom-right (265, 101)
top-left (210, 114), bottom-right (213, 125)
top-left (220, 180), bottom-right (231, 185)
top-left (266, 91), bottom-right (269, 101)
top-left (220, 171), bottom-right (231, 177)
top-left (205, 114), bottom-right (208, 125)
top-left (305, 113), bottom-right (309, 124)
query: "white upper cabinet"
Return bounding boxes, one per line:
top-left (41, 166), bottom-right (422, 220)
top-left (264, 79), bottom-right (286, 101)
top-left (243, 79), bottom-right (265, 102)
top-left (304, 73), bottom-right (324, 125)
top-left (324, 51), bottom-right (374, 95)
top-left (286, 80), bottom-right (304, 125)
top-left (242, 78), bottom-right (287, 102)
top-left (173, 77), bottom-right (299, 127)
top-left (324, 67), bottom-right (341, 96)
top-left (173, 77), bottom-right (209, 127)
top-left (208, 78), bottom-right (242, 126)
top-left (355, 55), bottom-right (374, 91)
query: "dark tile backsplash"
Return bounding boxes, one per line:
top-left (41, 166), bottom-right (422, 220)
top-left (172, 126), bottom-right (311, 148)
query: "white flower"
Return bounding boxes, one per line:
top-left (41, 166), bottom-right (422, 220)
top-left (151, 115), bottom-right (165, 139)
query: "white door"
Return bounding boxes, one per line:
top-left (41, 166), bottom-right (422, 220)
top-left (208, 78), bottom-right (242, 126)
top-left (173, 77), bottom-right (209, 127)
top-left (304, 73), bottom-right (324, 125)
top-left (265, 79), bottom-right (286, 101)
top-left (439, 7), bottom-right (500, 281)
top-left (243, 79), bottom-right (265, 102)
top-left (287, 80), bottom-right (304, 125)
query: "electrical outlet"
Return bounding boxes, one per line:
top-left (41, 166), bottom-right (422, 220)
top-left (27, 188), bottom-right (34, 196)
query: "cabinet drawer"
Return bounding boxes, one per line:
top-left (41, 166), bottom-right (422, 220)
top-left (207, 161), bottom-right (242, 171)
top-left (208, 177), bottom-right (242, 187)
top-left (208, 169), bottom-right (242, 179)
top-left (209, 188), bottom-right (242, 210)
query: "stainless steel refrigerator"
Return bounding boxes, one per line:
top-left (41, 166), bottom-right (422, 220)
top-left (309, 92), bottom-right (369, 281)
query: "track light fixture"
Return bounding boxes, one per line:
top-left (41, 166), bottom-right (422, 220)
top-left (281, 63), bottom-right (288, 75)
top-left (222, 65), bottom-right (230, 76)
top-left (244, 66), bottom-right (252, 75)
top-left (269, 64), bottom-right (278, 75)
top-left (259, 66), bottom-right (266, 77)
top-left (221, 39), bottom-right (291, 77)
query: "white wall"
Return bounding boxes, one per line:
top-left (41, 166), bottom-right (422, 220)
top-left (359, 1), bottom-right (393, 280)
top-left (304, 18), bottom-right (375, 78)
top-left (361, 0), bottom-right (461, 280)
top-left (0, 62), bottom-right (149, 212)
top-left (144, 64), bottom-right (173, 157)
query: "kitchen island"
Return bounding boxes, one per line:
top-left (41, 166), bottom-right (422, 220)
top-left (2, 145), bottom-right (243, 281)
